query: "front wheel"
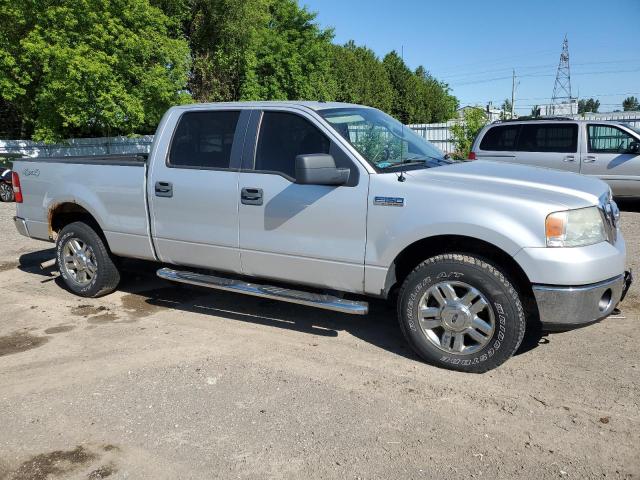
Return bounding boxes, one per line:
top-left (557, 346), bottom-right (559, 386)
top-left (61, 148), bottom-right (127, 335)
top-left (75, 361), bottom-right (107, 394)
top-left (56, 221), bottom-right (120, 297)
top-left (397, 253), bottom-right (526, 373)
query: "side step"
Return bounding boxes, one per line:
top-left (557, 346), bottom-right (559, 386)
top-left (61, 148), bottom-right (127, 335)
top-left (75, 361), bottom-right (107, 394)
top-left (157, 268), bottom-right (369, 315)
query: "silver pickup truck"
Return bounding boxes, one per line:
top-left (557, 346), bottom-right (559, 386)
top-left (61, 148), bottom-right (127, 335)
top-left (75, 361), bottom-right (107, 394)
top-left (12, 101), bottom-right (632, 372)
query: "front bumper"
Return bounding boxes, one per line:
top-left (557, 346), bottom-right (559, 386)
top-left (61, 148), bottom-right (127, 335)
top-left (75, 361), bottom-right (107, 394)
top-left (533, 270), bottom-right (633, 330)
top-left (13, 216), bottom-right (29, 237)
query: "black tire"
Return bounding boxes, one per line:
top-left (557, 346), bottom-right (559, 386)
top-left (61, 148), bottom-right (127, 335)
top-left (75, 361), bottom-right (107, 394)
top-left (56, 221), bottom-right (120, 297)
top-left (0, 182), bottom-right (13, 202)
top-left (397, 253), bottom-right (526, 373)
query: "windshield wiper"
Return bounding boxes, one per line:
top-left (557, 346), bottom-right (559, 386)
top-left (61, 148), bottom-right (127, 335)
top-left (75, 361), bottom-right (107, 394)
top-left (378, 154), bottom-right (450, 171)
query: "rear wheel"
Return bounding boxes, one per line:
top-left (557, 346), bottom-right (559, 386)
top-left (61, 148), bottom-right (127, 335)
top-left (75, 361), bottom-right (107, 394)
top-left (0, 182), bottom-right (13, 202)
top-left (397, 253), bottom-right (526, 373)
top-left (56, 222), bottom-right (120, 297)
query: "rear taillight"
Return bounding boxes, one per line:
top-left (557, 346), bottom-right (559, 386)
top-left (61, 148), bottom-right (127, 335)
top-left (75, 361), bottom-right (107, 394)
top-left (468, 151), bottom-right (477, 160)
top-left (12, 171), bottom-right (23, 203)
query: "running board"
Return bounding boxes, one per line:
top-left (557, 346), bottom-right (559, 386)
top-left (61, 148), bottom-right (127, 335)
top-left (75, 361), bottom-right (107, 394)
top-left (156, 268), bottom-right (369, 315)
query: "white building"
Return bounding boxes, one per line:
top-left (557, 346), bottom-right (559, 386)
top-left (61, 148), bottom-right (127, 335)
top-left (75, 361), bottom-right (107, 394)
top-left (543, 100), bottom-right (578, 116)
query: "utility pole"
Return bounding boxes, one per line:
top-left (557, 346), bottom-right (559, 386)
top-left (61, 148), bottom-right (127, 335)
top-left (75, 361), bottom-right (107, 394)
top-left (511, 69), bottom-right (516, 119)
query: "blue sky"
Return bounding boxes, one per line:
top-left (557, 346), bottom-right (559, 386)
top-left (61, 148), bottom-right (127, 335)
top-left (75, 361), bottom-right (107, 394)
top-left (302, 0), bottom-right (640, 113)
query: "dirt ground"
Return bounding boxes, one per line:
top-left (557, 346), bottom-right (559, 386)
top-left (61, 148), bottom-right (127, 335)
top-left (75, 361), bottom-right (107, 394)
top-left (0, 200), bottom-right (638, 480)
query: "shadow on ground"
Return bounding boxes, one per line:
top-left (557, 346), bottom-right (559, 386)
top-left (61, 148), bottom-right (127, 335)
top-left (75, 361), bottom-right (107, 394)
top-left (17, 249), bottom-right (547, 364)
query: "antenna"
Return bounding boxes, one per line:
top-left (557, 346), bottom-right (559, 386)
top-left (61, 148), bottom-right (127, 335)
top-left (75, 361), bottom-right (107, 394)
top-left (398, 45), bottom-right (406, 182)
top-left (551, 35), bottom-right (573, 115)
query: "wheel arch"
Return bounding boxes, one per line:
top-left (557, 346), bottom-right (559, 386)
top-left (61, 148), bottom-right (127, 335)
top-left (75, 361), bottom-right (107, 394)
top-left (48, 201), bottom-right (109, 247)
top-left (385, 235), bottom-right (537, 320)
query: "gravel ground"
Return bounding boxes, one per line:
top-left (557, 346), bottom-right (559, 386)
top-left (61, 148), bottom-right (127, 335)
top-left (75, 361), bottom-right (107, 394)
top-left (0, 200), bottom-right (638, 480)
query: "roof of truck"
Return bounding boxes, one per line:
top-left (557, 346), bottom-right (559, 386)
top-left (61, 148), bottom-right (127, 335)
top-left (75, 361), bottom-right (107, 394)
top-left (171, 101), bottom-right (370, 112)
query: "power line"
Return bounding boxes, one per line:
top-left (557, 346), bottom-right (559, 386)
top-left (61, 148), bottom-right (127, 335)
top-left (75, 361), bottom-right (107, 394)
top-left (449, 67), bottom-right (640, 86)
top-left (438, 58), bottom-right (639, 80)
top-left (433, 48), bottom-right (559, 73)
top-left (461, 92), bottom-right (640, 104)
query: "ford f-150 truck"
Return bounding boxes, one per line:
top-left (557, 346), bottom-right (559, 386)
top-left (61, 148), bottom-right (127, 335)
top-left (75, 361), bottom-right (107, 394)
top-left (12, 101), bottom-right (633, 372)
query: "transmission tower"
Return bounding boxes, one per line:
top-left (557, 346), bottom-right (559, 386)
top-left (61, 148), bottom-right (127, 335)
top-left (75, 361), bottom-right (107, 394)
top-left (551, 35), bottom-right (572, 113)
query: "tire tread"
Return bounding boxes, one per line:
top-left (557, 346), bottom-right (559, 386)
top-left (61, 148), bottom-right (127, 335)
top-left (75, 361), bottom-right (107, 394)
top-left (56, 222), bottom-right (120, 298)
top-left (397, 253), bottom-right (526, 373)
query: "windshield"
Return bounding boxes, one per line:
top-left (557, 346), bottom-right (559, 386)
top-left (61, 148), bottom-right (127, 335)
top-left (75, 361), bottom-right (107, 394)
top-left (624, 123), bottom-right (640, 136)
top-left (319, 107), bottom-right (451, 171)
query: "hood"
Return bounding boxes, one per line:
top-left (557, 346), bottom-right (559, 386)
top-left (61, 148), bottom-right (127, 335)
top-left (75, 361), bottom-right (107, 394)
top-left (407, 160), bottom-right (609, 209)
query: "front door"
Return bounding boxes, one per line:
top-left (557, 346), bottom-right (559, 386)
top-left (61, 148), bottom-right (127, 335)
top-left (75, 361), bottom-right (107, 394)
top-left (149, 109), bottom-right (248, 273)
top-left (238, 109), bottom-right (369, 293)
top-left (581, 123), bottom-right (640, 196)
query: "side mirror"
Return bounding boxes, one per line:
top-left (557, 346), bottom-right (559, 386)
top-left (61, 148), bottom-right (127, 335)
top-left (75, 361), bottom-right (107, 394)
top-left (295, 154), bottom-right (350, 186)
top-left (629, 141), bottom-right (640, 155)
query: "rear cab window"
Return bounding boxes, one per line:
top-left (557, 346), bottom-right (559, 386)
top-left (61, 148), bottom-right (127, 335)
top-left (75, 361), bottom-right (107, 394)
top-left (168, 110), bottom-right (241, 169)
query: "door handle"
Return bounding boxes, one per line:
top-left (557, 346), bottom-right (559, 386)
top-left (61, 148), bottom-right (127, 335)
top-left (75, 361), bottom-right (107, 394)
top-left (563, 155), bottom-right (576, 162)
top-left (155, 181), bottom-right (173, 197)
top-left (583, 155), bottom-right (597, 163)
top-left (241, 187), bottom-right (263, 206)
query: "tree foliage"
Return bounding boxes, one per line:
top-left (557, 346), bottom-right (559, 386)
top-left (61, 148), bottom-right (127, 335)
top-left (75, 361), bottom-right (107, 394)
top-left (578, 98), bottom-right (600, 114)
top-left (500, 98), bottom-right (512, 119)
top-left (331, 41), bottom-right (394, 112)
top-left (240, 0), bottom-right (337, 101)
top-left (450, 107), bottom-right (487, 159)
top-left (2, 0), bottom-right (459, 141)
top-left (622, 96), bottom-right (640, 112)
top-left (0, 0), bottom-right (192, 141)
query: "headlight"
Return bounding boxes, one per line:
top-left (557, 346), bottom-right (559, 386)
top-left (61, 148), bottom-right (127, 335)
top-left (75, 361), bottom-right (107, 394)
top-left (545, 206), bottom-right (606, 247)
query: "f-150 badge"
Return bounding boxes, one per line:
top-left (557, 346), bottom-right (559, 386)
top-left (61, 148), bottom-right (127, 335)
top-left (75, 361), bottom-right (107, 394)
top-left (374, 196), bottom-right (404, 207)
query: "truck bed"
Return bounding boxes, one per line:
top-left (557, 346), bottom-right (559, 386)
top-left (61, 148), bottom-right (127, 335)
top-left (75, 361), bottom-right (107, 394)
top-left (14, 154), bottom-right (155, 261)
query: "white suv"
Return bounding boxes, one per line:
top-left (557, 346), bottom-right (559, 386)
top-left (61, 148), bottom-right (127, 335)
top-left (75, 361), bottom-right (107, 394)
top-left (470, 119), bottom-right (640, 198)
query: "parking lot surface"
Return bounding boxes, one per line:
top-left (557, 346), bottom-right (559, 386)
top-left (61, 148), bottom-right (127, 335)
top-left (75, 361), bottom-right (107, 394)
top-left (0, 200), bottom-right (638, 479)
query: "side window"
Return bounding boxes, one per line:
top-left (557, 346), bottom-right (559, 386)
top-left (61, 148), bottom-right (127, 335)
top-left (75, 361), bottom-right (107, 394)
top-left (168, 110), bottom-right (240, 169)
top-left (479, 125), bottom-right (519, 151)
top-left (255, 112), bottom-right (330, 179)
top-left (588, 125), bottom-right (636, 153)
top-left (516, 124), bottom-right (578, 153)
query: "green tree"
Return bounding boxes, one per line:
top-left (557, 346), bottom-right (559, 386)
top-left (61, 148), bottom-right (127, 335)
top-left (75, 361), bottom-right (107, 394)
top-left (169, 0), bottom-right (269, 102)
top-left (382, 51), bottom-right (417, 123)
top-left (331, 41), bottom-right (394, 112)
top-left (622, 96), bottom-right (640, 111)
top-left (530, 105), bottom-right (541, 118)
top-left (450, 107), bottom-right (487, 159)
top-left (240, 0), bottom-right (337, 101)
top-left (500, 98), bottom-right (512, 119)
top-left (414, 66), bottom-right (458, 123)
top-left (578, 98), bottom-right (600, 114)
top-left (0, 0), bottom-right (191, 142)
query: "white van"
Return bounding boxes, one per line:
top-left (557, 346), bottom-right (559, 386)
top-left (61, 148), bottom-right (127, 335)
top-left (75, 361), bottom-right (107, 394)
top-left (470, 119), bottom-right (640, 198)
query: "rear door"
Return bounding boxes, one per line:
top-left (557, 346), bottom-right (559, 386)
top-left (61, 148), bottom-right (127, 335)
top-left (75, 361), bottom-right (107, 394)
top-left (149, 108), bottom-right (249, 273)
top-left (514, 122), bottom-right (580, 172)
top-left (581, 123), bottom-right (640, 196)
top-left (475, 124), bottom-right (519, 162)
top-left (238, 108), bottom-right (369, 293)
